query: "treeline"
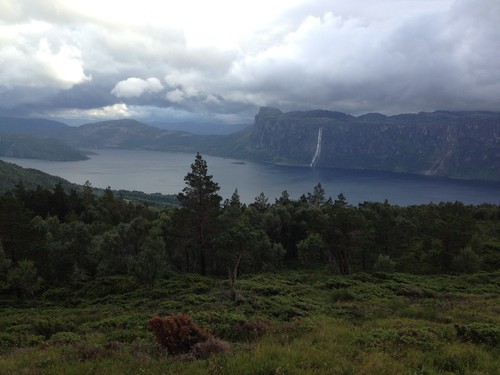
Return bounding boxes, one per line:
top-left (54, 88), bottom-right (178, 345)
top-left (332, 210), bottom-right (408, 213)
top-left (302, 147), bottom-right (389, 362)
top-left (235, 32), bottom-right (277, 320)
top-left (0, 153), bottom-right (499, 297)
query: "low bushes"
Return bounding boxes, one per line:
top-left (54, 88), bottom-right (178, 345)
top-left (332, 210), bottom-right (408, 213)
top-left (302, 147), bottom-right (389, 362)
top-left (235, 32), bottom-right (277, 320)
top-left (232, 320), bottom-right (270, 341)
top-left (149, 314), bottom-right (212, 355)
top-left (455, 323), bottom-right (500, 346)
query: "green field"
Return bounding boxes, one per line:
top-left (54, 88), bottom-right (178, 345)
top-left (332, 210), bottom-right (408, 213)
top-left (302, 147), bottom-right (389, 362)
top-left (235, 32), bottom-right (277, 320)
top-left (1, 269), bottom-right (499, 375)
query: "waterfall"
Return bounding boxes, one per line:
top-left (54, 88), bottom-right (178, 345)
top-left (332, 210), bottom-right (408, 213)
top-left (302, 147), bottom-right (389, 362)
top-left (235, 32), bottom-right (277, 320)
top-left (310, 127), bottom-right (322, 167)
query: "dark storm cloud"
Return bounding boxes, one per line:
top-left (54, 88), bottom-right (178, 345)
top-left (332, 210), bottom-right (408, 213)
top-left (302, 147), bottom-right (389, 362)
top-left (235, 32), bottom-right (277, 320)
top-left (0, 0), bottom-right (499, 124)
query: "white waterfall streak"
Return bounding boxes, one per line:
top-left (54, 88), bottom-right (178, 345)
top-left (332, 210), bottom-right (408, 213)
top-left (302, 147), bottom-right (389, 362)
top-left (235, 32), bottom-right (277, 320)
top-left (309, 127), bottom-right (322, 167)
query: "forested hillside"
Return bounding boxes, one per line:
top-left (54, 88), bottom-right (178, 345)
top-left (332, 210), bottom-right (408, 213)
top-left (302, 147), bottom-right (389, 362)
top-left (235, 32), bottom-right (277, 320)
top-left (0, 132), bottom-right (88, 161)
top-left (0, 160), bottom-right (76, 193)
top-left (1, 154), bottom-right (498, 290)
top-left (0, 153), bottom-right (499, 374)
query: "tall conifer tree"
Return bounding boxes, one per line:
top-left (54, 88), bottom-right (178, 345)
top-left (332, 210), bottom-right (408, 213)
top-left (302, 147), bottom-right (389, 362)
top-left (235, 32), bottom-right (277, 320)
top-left (178, 153), bottom-right (221, 275)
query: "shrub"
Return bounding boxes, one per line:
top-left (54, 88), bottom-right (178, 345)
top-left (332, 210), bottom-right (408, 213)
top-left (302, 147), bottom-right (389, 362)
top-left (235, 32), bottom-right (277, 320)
top-left (0, 332), bottom-right (44, 354)
top-left (358, 327), bottom-right (442, 350)
top-left (149, 314), bottom-right (211, 355)
top-left (393, 284), bottom-right (434, 298)
top-left (455, 323), bottom-right (500, 346)
top-left (42, 287), bottom-right (71, 302)
top-left (373, 254), bottom-right (396, 273)
top-left (232, 320), bottom-right (270, 341)
top-left (33, 318), bottom-right (75, 339)
top-left (48, 331), bottom-right (82, 345)
top-left (331, 288), bottom-right (357, 303)
top-left (69, 341), bottom-right (121, 361)
top-left (191, 338), bottom-right (230, 360)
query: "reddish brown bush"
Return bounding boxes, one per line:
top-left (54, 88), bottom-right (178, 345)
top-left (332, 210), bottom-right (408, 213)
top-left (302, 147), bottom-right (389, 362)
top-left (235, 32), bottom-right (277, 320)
top-left (149, 314), bottom-right (211, 355)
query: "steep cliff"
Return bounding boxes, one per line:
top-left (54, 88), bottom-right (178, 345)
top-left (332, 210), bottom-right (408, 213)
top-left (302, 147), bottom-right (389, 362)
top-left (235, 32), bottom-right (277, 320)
top-left (247, 108), bottom-right (500, 181)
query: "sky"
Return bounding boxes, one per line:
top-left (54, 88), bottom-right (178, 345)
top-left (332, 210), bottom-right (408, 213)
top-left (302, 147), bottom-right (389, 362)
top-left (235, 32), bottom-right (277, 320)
top-left (1, 0), bottom-right (499, 126)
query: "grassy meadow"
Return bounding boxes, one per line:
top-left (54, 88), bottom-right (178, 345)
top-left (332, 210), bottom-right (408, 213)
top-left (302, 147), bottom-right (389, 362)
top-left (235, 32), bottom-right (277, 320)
top-left (0, 269), bottom-right (499, 374)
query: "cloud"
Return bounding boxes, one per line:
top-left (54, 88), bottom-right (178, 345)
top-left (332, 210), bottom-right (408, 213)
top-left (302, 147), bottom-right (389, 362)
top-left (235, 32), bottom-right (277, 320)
top-left (111, 77), bottom-right (163, 98)
top-left (36, 39), bottom-right (91, 88)
top-left (165, 89), bottom-right (186, 103)
top-left (45, 103), bottom-right (130, 122)
top-left (0, 24), bottom-right (90, 90)
top-left (216, 0), bottom-right (500, 114)
top-left (1, 0), bottom-right (500, 123)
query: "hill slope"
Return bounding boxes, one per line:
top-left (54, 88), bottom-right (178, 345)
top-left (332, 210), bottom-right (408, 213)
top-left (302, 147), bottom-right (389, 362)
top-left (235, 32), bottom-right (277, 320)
top-left (0, 160), bottom-right (76, 193)
top-left (0, 132), bottom-right (89, 161)
top-left (0, 117), bottom-right (74, 139)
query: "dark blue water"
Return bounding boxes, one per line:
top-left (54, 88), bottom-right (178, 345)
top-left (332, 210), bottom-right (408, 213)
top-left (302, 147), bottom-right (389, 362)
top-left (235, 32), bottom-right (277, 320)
top-left (2, 149), bottom-right (499, 205)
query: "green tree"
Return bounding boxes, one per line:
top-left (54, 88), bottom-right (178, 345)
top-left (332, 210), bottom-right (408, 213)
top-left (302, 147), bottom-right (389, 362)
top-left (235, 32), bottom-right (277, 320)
top-left (451, 247), bottom-right (481, 274)
top-left (322, 201), bottom-right (365, 275)
top-left (128, 227), bottom-right (167, 289)
top-left (0, 241), bottom-right (11, 279)
top-left (224, 189), bottom-right (243, 209)
top-left (297, 232), bottom-right (327, 267)
top-left (178, 153), bottom-right (222, 275)
top-left (373, 254), bottom-right (396, 273)
top-left (307, 183), bottom-right (326, 207)
top-left (251, 192), bottom-right (269, 212)
top-left (275, 190), bottom-right (291, 206)
top-left (0, 192), bottom-right (34, 262)
top-left (7, 260), bottom-right (41, 298)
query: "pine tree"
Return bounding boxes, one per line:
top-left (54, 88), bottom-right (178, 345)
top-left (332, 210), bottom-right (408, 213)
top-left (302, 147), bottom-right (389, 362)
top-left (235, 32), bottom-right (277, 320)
top-left (307, 183), bottom-right (326, 206)
top-left (178, 153), bottom-right (222, 275)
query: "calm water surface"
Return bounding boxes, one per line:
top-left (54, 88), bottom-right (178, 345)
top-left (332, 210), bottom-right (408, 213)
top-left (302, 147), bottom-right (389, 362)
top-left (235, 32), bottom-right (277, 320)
top-left (2, 149), bottom-right (499, 205)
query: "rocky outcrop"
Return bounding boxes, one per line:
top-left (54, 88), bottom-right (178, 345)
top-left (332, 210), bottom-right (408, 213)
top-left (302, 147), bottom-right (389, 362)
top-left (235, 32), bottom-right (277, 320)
top-left (247, 108), bottom-right (500, 181)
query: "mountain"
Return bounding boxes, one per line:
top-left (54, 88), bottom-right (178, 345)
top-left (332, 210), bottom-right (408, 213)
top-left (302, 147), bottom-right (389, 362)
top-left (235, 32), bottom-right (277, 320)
top-left (0, 159), bottom-right (77, 193)
top-left (0, 132), bottom-right (89, 161)
top-left (239, 107), bottom-right (500, 181)
top-left (1, 109), bottom-right (499, 181)
top-left (69, 119), bottom-right (212, 152)
top-left (0, 117), bottom-right (74, 139)
top-left (148, 120), bottom-right (249, 135)
top-left (71, 119), bottom-right (164, 148)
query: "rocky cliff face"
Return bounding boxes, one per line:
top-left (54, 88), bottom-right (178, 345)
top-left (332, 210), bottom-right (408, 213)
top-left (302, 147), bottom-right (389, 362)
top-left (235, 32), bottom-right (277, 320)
top-left (248, 108), bottom-right (500, 181)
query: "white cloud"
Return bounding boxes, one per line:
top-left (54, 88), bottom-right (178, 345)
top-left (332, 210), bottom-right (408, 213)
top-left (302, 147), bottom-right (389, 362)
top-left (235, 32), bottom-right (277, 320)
top-left (47, 103), bottom-right (131, 121)
top-left (0, 23), bottom-right (90, 89)
top-left (1, 0), bottom-right (500, 121)
top-left (111, 77), bottom-right (163, 98)
top-left (165, 89), bottom-right (186, 103)
top-left (36, 38), bottom-right (91, 88)
top-left (88, 103), bottom-right (130, 118)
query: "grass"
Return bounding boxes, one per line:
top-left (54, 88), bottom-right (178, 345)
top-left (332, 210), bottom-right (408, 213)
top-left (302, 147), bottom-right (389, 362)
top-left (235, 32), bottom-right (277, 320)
top-left (0, 269), bottom-right (499, 374)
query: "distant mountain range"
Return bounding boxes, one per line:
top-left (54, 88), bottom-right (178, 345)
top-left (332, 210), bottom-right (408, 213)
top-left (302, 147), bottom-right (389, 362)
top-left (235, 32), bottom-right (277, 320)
top-left (1, 108), bottom-right (499, 181)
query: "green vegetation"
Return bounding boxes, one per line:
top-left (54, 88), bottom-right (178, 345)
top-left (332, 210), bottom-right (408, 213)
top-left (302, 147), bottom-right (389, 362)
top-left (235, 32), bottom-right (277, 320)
top-left (0, 132), bottom-right (89, 161)
top-left (0, 271), bottom-right (498, 374)
top-left (0, 160), bottom-right (179, 206)
top-left (0, 153), bottom-right (499, 374)
top-left (0, 160), bottom-right (77, 194)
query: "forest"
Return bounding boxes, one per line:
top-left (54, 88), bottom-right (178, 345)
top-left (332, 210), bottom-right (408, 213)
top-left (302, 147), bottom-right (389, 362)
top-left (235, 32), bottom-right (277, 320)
top-left (0, 153), bottom-right (499, 374)
top-left (1, 153), bottom-right (498, 290)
